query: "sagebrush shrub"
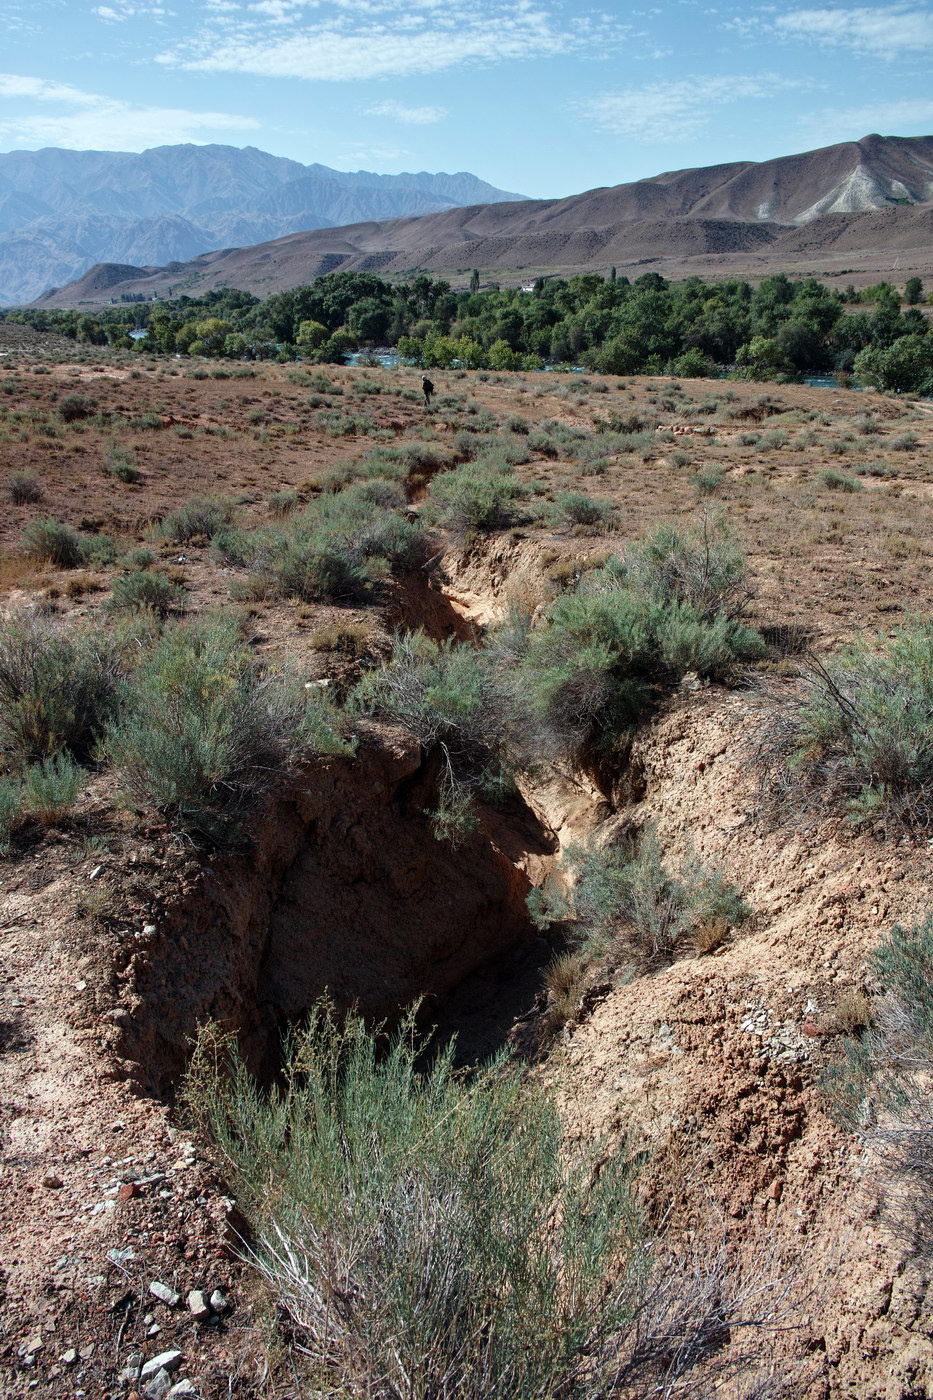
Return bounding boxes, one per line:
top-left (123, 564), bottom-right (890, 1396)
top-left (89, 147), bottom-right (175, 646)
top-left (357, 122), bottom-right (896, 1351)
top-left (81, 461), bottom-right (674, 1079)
top-left (268, 488), bottom-right (300, 516)
top-left (754, 620), bottom-right (933, 830)
top-left (236, 480), bottom-right (427, 603)
top-left (517, 527), bottom-right (762, 759)
top-left (119, 546), bottom-right (156, 571)
top-left (21, 752), bottom-right (85, 823)
top-left (529, 827), bottom-right (749, 969)
top-left (6, 471), bottom-right (43, 505)
top-left (186, 1003), bottom-right (780, 1396)
top-left (21, 517), bottom-right (86, 568)
top-left (158, 496), bottom-right (236, 542)
top-left (352, 631), bottom-right (514, 839)
top-left (617, 519), bottom-right (752, 622)
top-left (185, 1004), bottom-right (641, 1399)
top-left (825, 916), bottom-right (933, 1250)
top-left (0, 779), bottom-right (23, 853)
top-left (0, 611), bottom-right (123, 763)
top-left (103, 615), bottom-right (351, 837)
top-left (816, 467), bottom-right (862, 492)
top-left (102, 445), bottom-right (140, 483)
top-left (558, 491), bottom-right (614, 529)
top-left (426, 462), bottom-right (527, 536)
top-left (58, 393), bottom-right (93, 423)
top-left (110, 569), bottom-right (185, 616)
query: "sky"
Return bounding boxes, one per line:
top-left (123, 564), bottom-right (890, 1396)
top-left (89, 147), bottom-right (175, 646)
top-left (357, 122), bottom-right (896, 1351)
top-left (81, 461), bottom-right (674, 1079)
top-left (1, 0), bottom-right (932, 198)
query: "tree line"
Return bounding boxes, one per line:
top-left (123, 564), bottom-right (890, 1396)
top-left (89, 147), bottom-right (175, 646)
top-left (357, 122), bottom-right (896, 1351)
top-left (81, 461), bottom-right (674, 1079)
top-left (4, 269), bottom-right (932, 393)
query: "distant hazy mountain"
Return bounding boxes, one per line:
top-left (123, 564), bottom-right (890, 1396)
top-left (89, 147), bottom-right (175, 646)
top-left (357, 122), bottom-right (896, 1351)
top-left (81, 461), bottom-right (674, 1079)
top-left (0, 143), bottom-right (526, 304)
top-left (41, 133), bottom-right (933, 310)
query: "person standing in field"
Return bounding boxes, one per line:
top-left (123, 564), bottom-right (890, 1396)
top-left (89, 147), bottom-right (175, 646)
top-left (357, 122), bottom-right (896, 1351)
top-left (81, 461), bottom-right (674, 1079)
top-left (421, 374), bottom-right (435, 409)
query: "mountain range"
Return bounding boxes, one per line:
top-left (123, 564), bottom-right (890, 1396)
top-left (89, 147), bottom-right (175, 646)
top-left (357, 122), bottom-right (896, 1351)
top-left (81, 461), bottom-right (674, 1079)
top-left (0, 144), bottom-right (524, 305)
top-left (24, 133), bottom-right (933, 309)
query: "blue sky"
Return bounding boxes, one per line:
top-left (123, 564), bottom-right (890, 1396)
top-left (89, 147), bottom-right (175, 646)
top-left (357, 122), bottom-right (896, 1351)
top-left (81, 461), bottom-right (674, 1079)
top-left (1, 0), bottom-right (932, 197)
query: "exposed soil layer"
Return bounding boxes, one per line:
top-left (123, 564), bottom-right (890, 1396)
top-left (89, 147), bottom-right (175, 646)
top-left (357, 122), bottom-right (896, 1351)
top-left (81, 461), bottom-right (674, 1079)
top-left (114, 731), bottom-right (554, 1095)
top-left (552, 689), bottom-right (933, 1397)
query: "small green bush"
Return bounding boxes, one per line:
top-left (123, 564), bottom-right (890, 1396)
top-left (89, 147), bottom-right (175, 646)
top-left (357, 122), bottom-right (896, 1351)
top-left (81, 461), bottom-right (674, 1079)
top-left (110, 570), bottom-right (185, 616)
top-left (0, 612), bottom-right (123, 763)
top-left (352, 632), bottom-right (513, 840)
top-left (853, 460), bottom-right (895, 479)
top-left (80, 533), bottom-right (117, 567)
top-left (268, 488), bottom-right (300, 516)
top-left (619, 520), bottom-right (752, 621)
top-left (691, 467), bottom-right (725, 495)
top-left (891, 431), bottom-right (920, 452)
top-left (529, 827), bottom-right (750, 969)
top-left (823, 915), bottom-right (933, 1247)
top-left (103, 615), bottom-right (349, 837)
top-left (119, 546), bottom-right (156, 571)
top-left (185, 1004), bottom-right (643, 1400)
top-left (58, 393), bottom-right (93, 423)
top-left (158, 497), bottom-right (236, 543)
top-left (872, 915), bottom-right (933, 1051)
top-left (518, 524), bottom-right (762, 759)
top-left (102, 445), bottom-right (140, 483)
top-left (273, 540), bottom-right (372, 603)
top-left (426, 462), bottom-right (527, 536)
top-left (557, 491), bottom-right (614, 530)
top-left (21, 752), bottom-right (85, 823)
top-left (234, 481), bottom-right (428, 603)
top-left (755, 620), bottom-right (933, 830)
top-left (0, 778), bottom-right (21, 853)
top-left (816, 467), bottom-right (862, 492)
top-left (21, 517), bottom-right (86, 567)
top-left (6, 471), bottom-right (43, 504)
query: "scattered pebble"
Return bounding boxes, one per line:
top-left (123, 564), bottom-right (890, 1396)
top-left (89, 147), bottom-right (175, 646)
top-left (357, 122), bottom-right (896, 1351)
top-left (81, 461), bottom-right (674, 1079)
top-left (186, 1289), bottom-right (211, 1321)
top-left (149, 1281), bottom-right (181, 1307)
top-left (140, 1350), bottom-right (183, 1379)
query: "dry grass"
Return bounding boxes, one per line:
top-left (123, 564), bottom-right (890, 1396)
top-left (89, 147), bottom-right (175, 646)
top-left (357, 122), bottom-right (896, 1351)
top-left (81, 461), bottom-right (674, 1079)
top-left (542, 948), bottom-right (591, 1028)
top-left (833, 986), bottom-right (872, 1034)
top-left (692, 915), bottom-right (731, 956)
top-left (0, 552), bottom-right (48, 591)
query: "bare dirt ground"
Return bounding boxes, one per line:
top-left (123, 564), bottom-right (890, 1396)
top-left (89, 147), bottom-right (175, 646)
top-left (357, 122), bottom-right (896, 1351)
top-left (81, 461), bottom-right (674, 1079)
top-left (2, 339), bottom-right (933, 1397)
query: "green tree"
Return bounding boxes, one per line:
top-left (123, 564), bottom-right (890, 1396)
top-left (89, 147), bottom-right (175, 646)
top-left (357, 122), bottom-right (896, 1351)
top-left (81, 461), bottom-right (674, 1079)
top-left (75, 315), bottom-right (107, 346)
top-left (735, 335), bottom-right (788, 380)
top-left (488, 339), bottom-right (522, 370)
top-left (854, 335), bottom-right (933, 394)
top-left (296, 319), bottom-right (329, 350)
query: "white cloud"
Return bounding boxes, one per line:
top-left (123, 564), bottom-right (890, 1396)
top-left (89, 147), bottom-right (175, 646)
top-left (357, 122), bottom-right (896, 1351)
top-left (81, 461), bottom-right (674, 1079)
top-left (774, 6), bottom-right (933, 55)
top-left (92, 0), bottom-right (168, 17)
top-left (577, 74), bottom-right (795, 142)
top-left (157, 0), bottom-right (610, 80)
top-left (0, 73), bottom-right (258, 150)
top-left (365, 98), bottom-right (446, 124)
top-left (799, 95), bottom-right (933, 140)
top-left (337, 145), bottom-right (409, 166)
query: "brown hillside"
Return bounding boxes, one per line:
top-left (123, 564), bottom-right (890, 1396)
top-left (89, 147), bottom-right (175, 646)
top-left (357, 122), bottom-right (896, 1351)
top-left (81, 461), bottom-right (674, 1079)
top-left (35, 134), bottom-right (933, 307)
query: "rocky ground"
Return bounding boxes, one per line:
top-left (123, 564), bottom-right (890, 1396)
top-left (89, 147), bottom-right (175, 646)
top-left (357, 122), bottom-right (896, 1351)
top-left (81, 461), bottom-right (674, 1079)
top-left (1, 340), bottom-right (933, 1396)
